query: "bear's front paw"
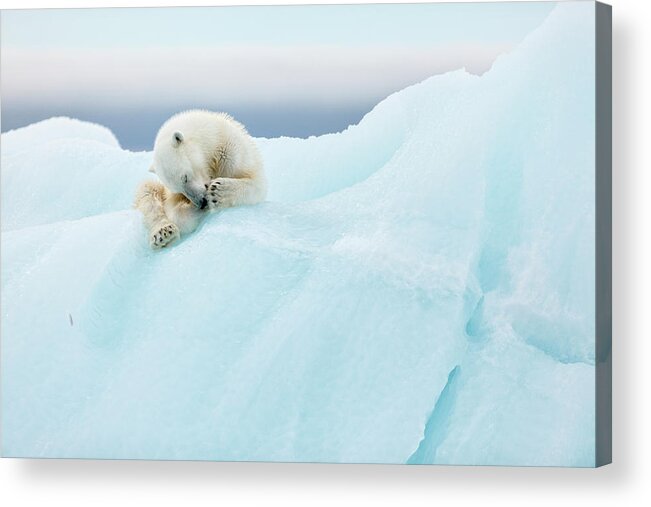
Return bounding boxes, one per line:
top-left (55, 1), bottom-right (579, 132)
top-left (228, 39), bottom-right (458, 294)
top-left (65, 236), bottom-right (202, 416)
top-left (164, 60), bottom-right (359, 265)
top-left (206, 178), bottom-right (238, 209)
top-left (150, 222), bottom-right (180, 249)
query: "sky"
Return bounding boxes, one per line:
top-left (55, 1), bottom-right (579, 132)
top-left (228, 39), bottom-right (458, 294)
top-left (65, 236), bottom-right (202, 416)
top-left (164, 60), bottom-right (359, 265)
top-left (0, 3), bottom-right (556, 150)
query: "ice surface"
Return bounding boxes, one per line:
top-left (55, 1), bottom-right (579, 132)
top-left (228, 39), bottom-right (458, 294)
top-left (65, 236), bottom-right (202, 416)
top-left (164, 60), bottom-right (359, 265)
top-left (1, 116), bottom-right (120, 157)
top-left (1, 3), bottom-right (596, 465)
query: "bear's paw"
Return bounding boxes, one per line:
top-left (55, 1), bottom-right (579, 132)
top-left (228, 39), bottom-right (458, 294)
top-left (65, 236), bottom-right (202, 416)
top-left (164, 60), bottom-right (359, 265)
top-left (150, 222), bottom-right (180, 249)
top-left (206, 178), bottom-right (239, 209)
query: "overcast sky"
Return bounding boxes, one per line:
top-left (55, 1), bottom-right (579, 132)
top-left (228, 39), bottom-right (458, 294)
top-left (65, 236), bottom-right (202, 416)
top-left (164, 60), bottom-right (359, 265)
top-left (1, 3), bottom-right (556, 150)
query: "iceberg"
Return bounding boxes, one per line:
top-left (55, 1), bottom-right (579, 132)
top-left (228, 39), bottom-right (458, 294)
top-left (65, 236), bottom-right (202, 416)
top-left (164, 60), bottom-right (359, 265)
top-left (1, 2), bottom-right (597, 466)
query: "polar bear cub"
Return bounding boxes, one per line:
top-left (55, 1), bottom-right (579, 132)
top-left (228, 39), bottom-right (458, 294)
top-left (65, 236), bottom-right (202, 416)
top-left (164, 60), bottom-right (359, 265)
top-left (134, 110), bottom-right (266, 248)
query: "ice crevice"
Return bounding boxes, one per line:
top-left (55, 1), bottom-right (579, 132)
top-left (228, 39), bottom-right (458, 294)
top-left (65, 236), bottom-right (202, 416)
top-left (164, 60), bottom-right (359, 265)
top-left (407, 365), bottom-right (461, 465)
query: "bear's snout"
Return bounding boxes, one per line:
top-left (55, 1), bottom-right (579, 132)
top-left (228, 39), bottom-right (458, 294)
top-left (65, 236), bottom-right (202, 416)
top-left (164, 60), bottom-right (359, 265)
top-left (200, 197), bottom-right (208, 210)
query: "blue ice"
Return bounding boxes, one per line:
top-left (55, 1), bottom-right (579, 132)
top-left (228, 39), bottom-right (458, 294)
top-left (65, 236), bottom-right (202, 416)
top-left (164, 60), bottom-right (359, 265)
top-left (1, 3), bottom-right (596, 466)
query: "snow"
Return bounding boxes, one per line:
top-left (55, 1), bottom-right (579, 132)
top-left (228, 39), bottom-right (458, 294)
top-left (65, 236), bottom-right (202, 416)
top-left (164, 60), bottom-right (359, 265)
top-left (1, 2), bottom-right (596, 466)
top-left (1, 116), bottom-right (120, 157)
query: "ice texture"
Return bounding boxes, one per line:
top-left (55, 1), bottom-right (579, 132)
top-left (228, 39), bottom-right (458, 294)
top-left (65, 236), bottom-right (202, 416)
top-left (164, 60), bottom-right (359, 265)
top-left (1, 3), bottom-right (596, 466)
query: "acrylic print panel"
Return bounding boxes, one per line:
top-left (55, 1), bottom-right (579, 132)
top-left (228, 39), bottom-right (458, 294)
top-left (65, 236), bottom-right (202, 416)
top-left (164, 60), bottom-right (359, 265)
top-left (0, 1), bottom-right (611, 467)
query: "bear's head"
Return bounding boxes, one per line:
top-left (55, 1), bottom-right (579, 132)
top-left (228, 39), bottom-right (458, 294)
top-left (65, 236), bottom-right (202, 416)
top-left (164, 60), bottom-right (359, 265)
top-left (150, 131), bottom-right (208, 209)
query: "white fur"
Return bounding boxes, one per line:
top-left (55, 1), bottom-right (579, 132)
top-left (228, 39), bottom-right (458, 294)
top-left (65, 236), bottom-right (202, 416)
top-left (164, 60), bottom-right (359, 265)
top-left (134, 110), bottom-right (267, 249)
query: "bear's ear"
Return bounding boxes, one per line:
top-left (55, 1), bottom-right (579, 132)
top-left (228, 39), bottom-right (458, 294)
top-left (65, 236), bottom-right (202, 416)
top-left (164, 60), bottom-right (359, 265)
top-left (148, 164), bottom-right (156, 174)
top-left (173, 131), bottom-right (184, 145)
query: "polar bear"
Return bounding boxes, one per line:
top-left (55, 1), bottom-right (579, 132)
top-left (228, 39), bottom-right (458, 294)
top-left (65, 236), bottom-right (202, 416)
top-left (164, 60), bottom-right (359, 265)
top-left (134, 110), bottom-right (266, 248)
